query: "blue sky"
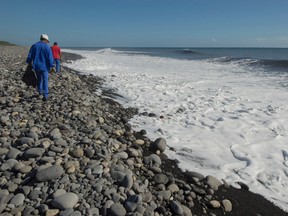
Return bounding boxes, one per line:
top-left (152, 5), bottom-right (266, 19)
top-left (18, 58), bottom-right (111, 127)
top-left (1, 0), bottom-right (288, 47)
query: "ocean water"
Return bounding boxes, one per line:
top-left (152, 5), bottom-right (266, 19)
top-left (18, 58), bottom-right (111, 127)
top-left (63, 47), bottom-right (288, 211)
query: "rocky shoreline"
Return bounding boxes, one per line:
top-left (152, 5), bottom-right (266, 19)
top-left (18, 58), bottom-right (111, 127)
top-left (0, 45), bottom-right (287, 216)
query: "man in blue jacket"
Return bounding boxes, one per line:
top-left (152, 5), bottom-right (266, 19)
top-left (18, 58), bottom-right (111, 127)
top-left (26, 34), bottom-right (54, 101)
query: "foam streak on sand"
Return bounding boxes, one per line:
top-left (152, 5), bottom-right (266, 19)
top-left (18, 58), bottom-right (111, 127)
top-left (64, 48), bottom-right (288, 211)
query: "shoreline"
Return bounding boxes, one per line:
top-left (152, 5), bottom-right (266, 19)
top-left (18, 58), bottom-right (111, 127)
top-left (0, 45), bottom-right (287, 215)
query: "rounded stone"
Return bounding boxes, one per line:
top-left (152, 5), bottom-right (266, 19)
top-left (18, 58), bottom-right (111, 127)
top-left (7, 148), bottom-right (21, 159)
top-left (124, 195), bottom-right (142, 212)
top-left (52, 192), bottom-right (79, 210)
top-left (209, 200), bottom-right (221, 208)
top-left (181, 205), bottom-right (193, 216)
top-left (109, 203), bottom-right (126, 216)
top-left (167, 183), bottom-right (180, 193)
top-left (153, 174), bottom-right (169, 185)
top-left (36, 165), bottom-right (64, 182)
top-left (133, 139), bottom-right (145, 145)
top-left (70, 148), bottom-right (84, 158)
top-left (24, 148), bottom-right (45, 158)
top-left (144, 154), bottom-right (162, 166)
top-left (206, 175), bottom-right (223, 190)
top-left (170, 201), bottom-right (184, 215)
top-left (115, 152), bottom-right (128, 160)
top-left (0, 147), bottom-right (9, 156)
top-left (49, 128), bottom-right (62, 140)
top-left (19, 166), bottom-right (32, 174)
top-left (46, 209), bottom-right (60, 216)
top-left (152, 138), bottom-right (166, 152)
top-left (222, 199), bottom-right (233, 212)
top-left (122, 174), bottom-right (133, 189)
top-left (9, 193), bottom-right (25, 207)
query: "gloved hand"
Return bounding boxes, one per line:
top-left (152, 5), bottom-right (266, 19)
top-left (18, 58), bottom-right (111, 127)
top-left (50, 67), bottom-right (56, 73)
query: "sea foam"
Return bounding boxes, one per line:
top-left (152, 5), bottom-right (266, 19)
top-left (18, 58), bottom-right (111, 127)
top-left (64, 48), bottom-right (288, 211)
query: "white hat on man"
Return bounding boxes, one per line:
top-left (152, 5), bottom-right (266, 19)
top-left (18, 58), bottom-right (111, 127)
top-left (40, 34), bottom-right (50, 42)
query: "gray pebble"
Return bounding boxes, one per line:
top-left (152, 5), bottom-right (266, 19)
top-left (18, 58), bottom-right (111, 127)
top-left (36, 165), bottom-right (64, 182)
top-left (125, 195), bottom-right (142, 212)
top-left (52, 192), bottom-right (79, 210)
top-left (222, 199), bottom-right (233, 212)
top-left (154, 174), bottom-right (169, 185)
top-left (109, 203), bottom-right (126, 216)
top-left (6, 148), bottom-right (21, 159)
top-left (170, 200), bottom-right (184, 215)
top-left (23, 147), bottom-right (45, 158)
top-left (9, 193), bottom-right (25, 207)
top-left (152, 138), bottom-right (167, 152)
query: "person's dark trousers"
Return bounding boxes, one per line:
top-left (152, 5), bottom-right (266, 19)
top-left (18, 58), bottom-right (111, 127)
top-left (35, 70), bottom-right (49, 99)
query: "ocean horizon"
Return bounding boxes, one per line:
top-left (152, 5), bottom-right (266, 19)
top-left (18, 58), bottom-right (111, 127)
top-left (63, 47), bottom-right (288, 211)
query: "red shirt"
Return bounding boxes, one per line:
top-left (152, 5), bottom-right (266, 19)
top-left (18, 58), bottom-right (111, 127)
top-left (51, 45), bottom-right (61, 59)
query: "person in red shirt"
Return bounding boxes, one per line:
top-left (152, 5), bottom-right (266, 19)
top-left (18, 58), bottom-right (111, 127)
top-left (51, 42), bottom-right (61, 73)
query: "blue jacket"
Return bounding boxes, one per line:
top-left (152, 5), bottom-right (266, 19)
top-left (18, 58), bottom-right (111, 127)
top-left (26, 41), bottom-right (54, 72)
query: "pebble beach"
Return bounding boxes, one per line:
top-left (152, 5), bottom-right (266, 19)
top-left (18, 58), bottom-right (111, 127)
top-left (0, 45), bottom-right (287, 216)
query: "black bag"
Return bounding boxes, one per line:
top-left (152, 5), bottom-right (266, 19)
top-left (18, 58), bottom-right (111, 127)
top-left (22, 65), bottom-right (37, 88)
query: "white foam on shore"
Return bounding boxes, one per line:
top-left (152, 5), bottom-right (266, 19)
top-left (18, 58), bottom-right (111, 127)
top-left (63, 48), bottom-right (288, 211)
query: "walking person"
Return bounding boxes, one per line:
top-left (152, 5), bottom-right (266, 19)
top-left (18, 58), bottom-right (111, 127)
top-left (26, 34), bottom-right (54, 101)
top-left (51, 42), bottom-right (61, 73)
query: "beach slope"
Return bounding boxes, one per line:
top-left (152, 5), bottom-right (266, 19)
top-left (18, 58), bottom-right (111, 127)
top-left (0, 45), bottom-right (287, 216)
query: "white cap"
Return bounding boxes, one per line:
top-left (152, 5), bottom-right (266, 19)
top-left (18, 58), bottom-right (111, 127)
top-left (40, 34), bottom-right (50, 42)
